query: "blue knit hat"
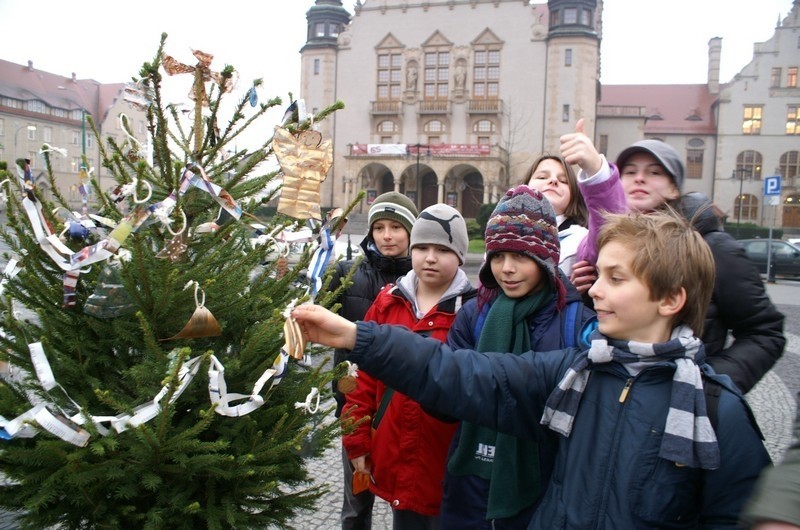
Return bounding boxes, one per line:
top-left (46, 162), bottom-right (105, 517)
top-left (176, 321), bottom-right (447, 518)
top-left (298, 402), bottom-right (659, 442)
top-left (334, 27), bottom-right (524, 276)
top-left (479, 185), bottom-right (565, 308)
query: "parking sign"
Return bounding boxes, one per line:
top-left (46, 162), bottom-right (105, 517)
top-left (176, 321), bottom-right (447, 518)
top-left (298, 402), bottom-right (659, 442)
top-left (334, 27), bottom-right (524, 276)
top-left (764, 175), bottom-right (782, 196)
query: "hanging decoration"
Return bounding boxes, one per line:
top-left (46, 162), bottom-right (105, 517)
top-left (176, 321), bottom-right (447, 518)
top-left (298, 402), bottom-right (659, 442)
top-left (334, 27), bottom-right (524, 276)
top-left (160, 281), bottom-right (222, 341)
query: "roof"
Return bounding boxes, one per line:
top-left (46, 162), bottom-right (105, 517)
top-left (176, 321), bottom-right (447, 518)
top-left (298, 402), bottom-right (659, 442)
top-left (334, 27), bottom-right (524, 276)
top-left (0, 58), bottom-right (126, 123)
top-left (599, 84), bottom-right (718, 135)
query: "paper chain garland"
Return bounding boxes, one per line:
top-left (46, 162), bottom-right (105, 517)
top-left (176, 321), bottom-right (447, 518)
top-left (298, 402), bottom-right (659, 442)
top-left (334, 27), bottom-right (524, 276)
top-left (0, 166), bottom-right (335, 445)
top-left (0, 339), bottom-right (303, 446)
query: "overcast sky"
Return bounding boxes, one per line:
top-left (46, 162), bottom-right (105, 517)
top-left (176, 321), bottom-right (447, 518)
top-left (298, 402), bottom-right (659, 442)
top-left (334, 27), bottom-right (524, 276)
top-left (0, 0), bottom-right (790, 131)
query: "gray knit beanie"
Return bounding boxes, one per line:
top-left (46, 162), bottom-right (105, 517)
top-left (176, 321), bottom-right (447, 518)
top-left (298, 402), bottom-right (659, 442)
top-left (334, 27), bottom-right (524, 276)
top-left (368, 191), bottom-right (419, 236)
top-left (410, 204), bottom-right (469, 265)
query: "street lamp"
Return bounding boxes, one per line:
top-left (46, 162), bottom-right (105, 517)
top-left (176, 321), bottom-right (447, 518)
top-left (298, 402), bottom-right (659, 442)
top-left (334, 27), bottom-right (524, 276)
top-left (407, 143), bottom-right (430, 207)
top-left (14, 124), bottom-right (37, 160)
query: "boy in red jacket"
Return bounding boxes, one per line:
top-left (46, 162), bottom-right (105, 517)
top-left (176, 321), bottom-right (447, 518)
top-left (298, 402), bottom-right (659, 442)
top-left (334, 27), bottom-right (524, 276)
top-left (342, 203), bottom-right (476, 530)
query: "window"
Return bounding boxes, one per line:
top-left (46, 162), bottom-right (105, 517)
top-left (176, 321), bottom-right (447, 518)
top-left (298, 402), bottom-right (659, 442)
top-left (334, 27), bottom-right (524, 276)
top-left (424, 120), bottom-right (445, 133)
top-left (315, 22), bottom-right (326, 38)
top-left (581, 8), bottom-right (593, 27)
top-left (380, 136), bottom-right (392, 143)
top-left (779, 151), bottom-right (800, 179)
top-left (563, 8), bottom-right (577, 24)
top-left (734, 193), bottom-right (759, 221)
top-left (598, 134), bottom-right (608, 155)
top-left (472, 47), bottom-right (500, 99)
top-left (377, 120), bottom-right (397, 133)
top-left (562, 104), bottom-right (570, 122)
top-left (686, 149), bottom-right (703, 179)
top-left (330, 24), bottom-right (340, 37)
top-left (477, 136), bottom-right (490, 145)
top-left (772, 67), bottom-right (783, 87)
top-left (789, 67), bottom-right (798, 88)
top-left (87, 135), bottom-right (94, 149)
top-left (550, 10), bottom-right (558, 27)
top-left (71, 157), bottom-right (82, 172)
top-left (314, 58), bottom-right (320, 75)
top-left (0, 118), bottom-right (4, 136)
top-left (565, 49), bottom-right (572, 67)
top-left (742, 106), bottom-right (763, 135)
top-left (43, 126), bottom-right (53, 142)
top-left (377, 50), bottom-right (402, 100)
top-left (736, 150), bottom-right (763, 180)
top-left (71, 130), bottom-right (80, 145)
top-left (473, 119), bottom-right (495, 133)
top-left (787, 106), bottom-right (800, 135)
top-left (27, 127), bottom-right (36, 141)
top-left (424, 49), bottom-right (450, 100)
top-left (26, 100), bottom-right (45, 113)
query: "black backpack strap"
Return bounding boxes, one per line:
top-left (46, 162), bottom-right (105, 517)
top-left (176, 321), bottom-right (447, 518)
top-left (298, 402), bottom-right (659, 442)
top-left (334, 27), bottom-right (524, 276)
top-left (703, 378), bottom-right (722, 432)
top-left (372, 388), bottom-right (395, 429)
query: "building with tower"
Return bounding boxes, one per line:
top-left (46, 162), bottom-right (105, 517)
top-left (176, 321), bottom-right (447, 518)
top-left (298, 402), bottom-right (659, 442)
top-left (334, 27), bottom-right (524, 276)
top-left (300, 0), bottom-right (800, 231)
top-left (300, 0), bottom-right (602, 217)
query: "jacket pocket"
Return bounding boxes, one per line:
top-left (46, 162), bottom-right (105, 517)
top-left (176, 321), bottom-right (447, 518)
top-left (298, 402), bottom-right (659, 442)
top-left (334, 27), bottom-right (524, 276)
top-left (630, 428), bottom-right (701, 528)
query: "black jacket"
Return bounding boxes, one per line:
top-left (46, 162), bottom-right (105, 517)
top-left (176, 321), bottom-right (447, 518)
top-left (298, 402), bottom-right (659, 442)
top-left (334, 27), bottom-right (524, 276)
top-left (325, 235), bottom-right (413, 416)
top-left (681, 192), bottom-right (786, 393)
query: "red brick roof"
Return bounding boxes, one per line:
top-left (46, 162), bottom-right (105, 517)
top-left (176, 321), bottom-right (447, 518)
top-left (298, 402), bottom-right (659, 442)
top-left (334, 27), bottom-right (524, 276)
top-left (0, 58), bottom-right (126, 124)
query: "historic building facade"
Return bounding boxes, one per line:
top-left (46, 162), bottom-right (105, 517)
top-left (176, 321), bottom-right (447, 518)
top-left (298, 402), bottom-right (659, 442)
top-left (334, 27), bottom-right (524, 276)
top-left (0, 59), bottom-right (147, 211)
top-left (300, 0), bottom-right (800, 230)
top-left (300, 0), bottom-right (602, 217)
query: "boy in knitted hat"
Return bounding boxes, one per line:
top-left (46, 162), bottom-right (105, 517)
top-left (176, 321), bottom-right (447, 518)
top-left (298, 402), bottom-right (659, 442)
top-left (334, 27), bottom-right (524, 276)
top-left (440, 186), bottom-right (595, 529)
top-left (325, 190), bottom-right (418, 530)
top-left (342, 203), bottom-right (476, 529)
top-left (294, 209), bottom-right (770, 529)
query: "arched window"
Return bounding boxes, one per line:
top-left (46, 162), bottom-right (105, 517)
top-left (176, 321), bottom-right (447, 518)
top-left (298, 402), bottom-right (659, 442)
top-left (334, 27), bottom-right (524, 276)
top-left (736, 150), bottom-right (763, 180)
top-left (377, 120), bottom-right (398, 133)
top-left (424, 120), bottom-right (446, 133)
top-left (779, 151), bottom-right (800, 180)
top-left (473, 119), bottom-right (496, 133)
top-left (734, 193), bottom-right (759, 222)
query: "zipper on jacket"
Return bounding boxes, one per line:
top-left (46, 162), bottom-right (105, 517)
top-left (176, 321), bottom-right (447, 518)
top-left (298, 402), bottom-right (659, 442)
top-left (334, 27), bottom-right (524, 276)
top-left (618, 378), bottom-right (633, 403)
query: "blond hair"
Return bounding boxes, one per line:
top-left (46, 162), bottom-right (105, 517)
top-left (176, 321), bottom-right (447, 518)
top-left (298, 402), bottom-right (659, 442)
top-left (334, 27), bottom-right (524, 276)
top-left (597, 210), bottom-right (715, 334)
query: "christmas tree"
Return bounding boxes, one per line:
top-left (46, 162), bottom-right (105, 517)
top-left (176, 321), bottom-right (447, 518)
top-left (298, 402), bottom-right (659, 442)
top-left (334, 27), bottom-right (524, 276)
top-left (0, 34), bottom-right (349, 529)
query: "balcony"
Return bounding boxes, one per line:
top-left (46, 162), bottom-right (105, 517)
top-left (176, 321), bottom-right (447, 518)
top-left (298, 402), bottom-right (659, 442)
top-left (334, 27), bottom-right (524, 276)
top-left (467, 99), bottom-right (503, 115)
top-left (370, 100), bottom-right (402, 115)
top-left (418, 99), bottom-right (450, 115)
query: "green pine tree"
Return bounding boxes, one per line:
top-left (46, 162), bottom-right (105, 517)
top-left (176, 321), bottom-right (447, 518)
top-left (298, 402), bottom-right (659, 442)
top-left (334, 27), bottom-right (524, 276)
top-left (0, 34), bottom-right (350, 529)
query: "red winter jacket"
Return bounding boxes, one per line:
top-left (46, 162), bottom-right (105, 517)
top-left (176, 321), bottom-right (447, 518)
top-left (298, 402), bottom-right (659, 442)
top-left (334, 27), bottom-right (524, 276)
top-left (342, 282), bottom-right (475, 516)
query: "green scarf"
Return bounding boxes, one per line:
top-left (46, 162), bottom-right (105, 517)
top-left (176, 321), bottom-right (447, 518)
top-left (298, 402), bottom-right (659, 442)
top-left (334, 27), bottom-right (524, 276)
top-left (447, 289), bottom-right (550, 520)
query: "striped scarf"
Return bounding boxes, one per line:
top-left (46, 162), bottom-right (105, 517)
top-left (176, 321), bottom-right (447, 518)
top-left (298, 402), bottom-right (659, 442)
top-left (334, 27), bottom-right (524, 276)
top-left (540, 325), bottom-right (720, 470)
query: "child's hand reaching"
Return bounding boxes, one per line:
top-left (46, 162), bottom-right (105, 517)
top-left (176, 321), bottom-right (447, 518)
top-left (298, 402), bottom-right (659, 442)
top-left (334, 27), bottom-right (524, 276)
top-left (291, 304), bottom-right (358, 350)
top-left (570, 260), bottom-right (597, 295)
top-left (560, 118), bottom-right (602, 176)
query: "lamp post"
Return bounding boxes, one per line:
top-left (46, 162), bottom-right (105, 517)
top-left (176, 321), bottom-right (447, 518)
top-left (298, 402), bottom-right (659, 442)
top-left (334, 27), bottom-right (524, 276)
top-left (408, 143), bottom-right (430, 207)
top-left (14, 124), bottom-right (37, 160)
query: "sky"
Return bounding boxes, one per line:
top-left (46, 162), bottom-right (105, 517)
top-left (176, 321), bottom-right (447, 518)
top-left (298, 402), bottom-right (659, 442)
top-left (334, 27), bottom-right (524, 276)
top-left (0, 0), bottom-right (791, 135)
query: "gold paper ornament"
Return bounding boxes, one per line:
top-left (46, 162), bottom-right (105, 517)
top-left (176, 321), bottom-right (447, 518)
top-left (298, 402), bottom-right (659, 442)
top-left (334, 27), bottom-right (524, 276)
top-left (161, 282), bottom-right (221, 341)
top-left (273, 127), bottom-right (333, 221)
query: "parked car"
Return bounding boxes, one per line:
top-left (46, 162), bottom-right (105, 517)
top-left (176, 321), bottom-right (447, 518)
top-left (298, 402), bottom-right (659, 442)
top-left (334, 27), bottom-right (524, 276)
top-left (739, 238), bottom-right (800, 277)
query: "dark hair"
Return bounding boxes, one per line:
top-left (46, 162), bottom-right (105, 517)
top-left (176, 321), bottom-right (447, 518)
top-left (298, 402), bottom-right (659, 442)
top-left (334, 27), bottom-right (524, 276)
top-left (520, 154), bottom-right (588, 227)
